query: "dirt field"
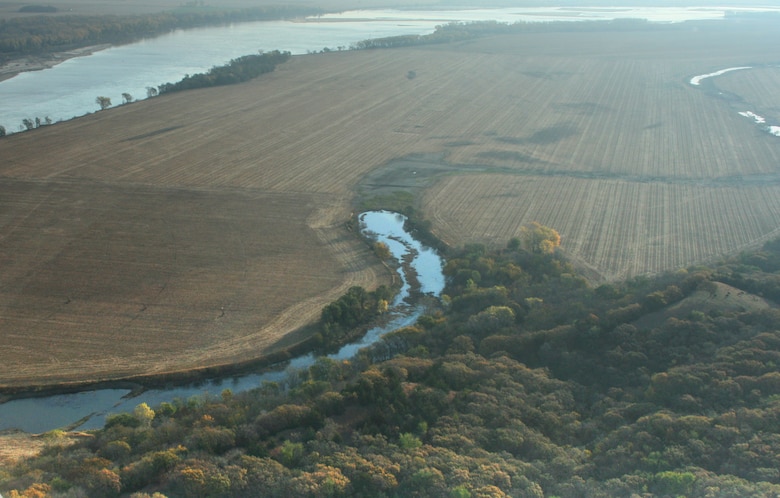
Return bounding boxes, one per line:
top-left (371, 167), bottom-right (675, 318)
top-left (2, 20), bottom-right (780, 388)
top-left (413, 27), bottom-right (780, 281)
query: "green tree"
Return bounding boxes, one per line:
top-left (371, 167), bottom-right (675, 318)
top-left (96, 96), bottom-right (112, 110)
top-left (399, 432), bottom-right (422, 449)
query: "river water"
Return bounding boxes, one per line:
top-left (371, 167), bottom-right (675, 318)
top-left (0, 211), bottom-right (443, 434)
top-left (1, 6), bottom-right (774, 133)
top-left (0, 4), bottom-right (775, 432)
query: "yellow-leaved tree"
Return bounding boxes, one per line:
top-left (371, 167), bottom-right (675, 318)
top-left (519, 222), bottom-right (561, 254)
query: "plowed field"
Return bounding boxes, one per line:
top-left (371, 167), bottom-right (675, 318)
top-left (2, 21), bottom-right (779, 387)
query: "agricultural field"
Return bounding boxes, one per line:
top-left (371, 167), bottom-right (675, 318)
top-left (1, 20), bottom-right (780, 387)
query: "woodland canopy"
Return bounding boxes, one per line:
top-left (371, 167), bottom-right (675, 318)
top-left (3, 227), bottom-right (780, 497)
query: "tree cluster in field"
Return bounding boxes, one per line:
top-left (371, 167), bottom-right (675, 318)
top-left (154, 51), bottom-right (290, 95)
top-left (5, 231), bottom-right (780, 496)
top-left (0, 6), bottom-right (317, 62)
top-left (319, 285), bottom-right (395, 349)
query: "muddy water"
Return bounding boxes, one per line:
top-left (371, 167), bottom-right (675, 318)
top-left (0, 211), bottom-right (443, 433)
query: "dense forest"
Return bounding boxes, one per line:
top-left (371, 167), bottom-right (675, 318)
top-left (3, 219), bottom-right (780, 497)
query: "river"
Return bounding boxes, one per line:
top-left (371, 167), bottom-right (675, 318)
top-left (1, 6), bottom-right (775, 133)
top-left (0, 3), bottom-right (775, 433)
top-left (0, 211), bottom-right (444, 434)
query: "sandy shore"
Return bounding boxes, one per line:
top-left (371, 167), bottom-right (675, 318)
top-left (0, 45), bottom-right (111, 82)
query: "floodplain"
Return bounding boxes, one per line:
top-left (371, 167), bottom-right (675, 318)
top-left (1, 19), bottom-right (780, 388)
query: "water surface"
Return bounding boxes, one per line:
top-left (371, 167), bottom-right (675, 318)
top-left (0, 211), bottom-right (443, 433)
top-left (3, 6), bottom-right (775, 132)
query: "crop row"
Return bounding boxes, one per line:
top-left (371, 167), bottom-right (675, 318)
top-left (424, 174), bottom-right (780, 281)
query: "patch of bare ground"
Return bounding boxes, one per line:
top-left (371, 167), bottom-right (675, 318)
top-left (3, 22), bottom-right (780, 388)
top-left (632, 282), bottom-right (775, 331)
top-left (0, 430), bottom-right (84, 466)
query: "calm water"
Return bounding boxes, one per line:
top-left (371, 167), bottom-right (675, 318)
top-left (0, 211), bottom-right (443, 433)
top-left (1, 6), bottom-right (773, 133)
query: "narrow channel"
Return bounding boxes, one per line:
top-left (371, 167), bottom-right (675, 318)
top-left (0, 211), bottom-right (444, 434)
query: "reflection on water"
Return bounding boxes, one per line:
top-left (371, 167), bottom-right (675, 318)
top-left (0, 211), bottom-right (443, 433)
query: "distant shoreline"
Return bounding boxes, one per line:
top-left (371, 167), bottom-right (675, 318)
top-left (0, 44), bottom-right (111, 82)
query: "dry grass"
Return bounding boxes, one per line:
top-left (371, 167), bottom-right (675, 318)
top-left (2, 21), bottom-right (780, 387)
top-left (0, 431), bottom-right (48, 466)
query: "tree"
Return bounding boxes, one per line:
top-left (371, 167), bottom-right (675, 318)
top-left (0, 125), bottom-right (6, 137)
top-left (122, 92), bottom-right (133, 104)
top-left (96, 96), bottom-right (112, 110)
top-left (134, 402), bottom-right (155, 426)
top-left (146, 86), bottom-right (158, 98)
top-left (373, 241), bottom-right (392, 260)
top-left (520, 222), bottom-right (561, 254)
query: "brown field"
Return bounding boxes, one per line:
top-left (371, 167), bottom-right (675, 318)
top-left (1, 21), bottom-right (780, 388)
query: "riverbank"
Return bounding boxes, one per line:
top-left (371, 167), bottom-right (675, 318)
top-left (0, 45), bottom-right (110, 82)
top-left (0, 211), bottom-right (442, 434)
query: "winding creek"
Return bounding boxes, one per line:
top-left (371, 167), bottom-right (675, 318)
top-left (0, 211), bottom-right (444, 434)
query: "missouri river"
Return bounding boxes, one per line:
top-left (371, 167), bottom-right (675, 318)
top-left (1, 6), bottom-right (774, 133)
top-left (0, 211), bottom-right (444, 433)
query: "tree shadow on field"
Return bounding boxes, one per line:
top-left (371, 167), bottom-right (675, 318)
top-left (497, 123), bottom-right (579, 146)
top-left (477, 150), bottom-right (543, 163)
top-left (552, 102), bottom-right (612, 116)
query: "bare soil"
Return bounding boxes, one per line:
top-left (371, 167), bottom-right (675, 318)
top-left (2, 21), bottom-right (780, 388)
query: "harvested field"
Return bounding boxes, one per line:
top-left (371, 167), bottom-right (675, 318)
top-left (423, 175), bottom-right (780, 281)
top-left (717, 65), bottom-right (780, 123)
top-left (0, 179), bottom-right (384, 387)
top-left (1, 21), bottom-right (780, 387)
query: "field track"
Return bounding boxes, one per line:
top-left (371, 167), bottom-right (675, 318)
top-left (1, 21), bottom-right (780, 387)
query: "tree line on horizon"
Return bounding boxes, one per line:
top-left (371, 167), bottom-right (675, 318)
top-left (0, 6), bottom-right (317, 63)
